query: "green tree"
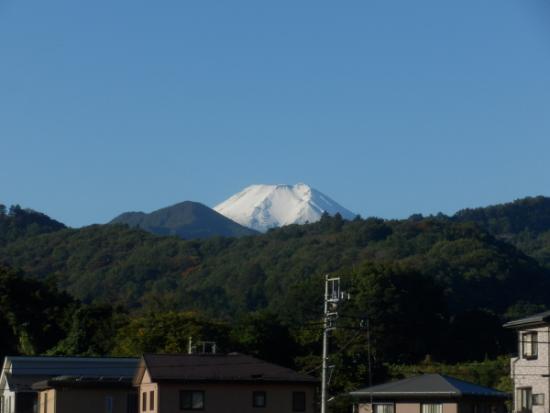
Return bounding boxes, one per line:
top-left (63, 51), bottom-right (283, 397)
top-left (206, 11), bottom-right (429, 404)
top-left (112, 311), bottom-right (230, 356)
top-left (0, 265), bottom-right (74, 356)
top-left (348, 262), bottom-right (448, 363)
top-left (48, 305), bottom-right (128, 356)
top-left (231, 310), bottom-right (299, 368)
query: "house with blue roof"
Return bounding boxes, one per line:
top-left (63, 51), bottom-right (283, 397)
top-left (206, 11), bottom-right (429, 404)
top-left (0, 356), bottom-right (138, 413)
top-left (349, 374), bottom-right (509, 413)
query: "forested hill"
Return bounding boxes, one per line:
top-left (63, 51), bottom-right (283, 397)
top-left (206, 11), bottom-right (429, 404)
top-left (453, 196), bottom-right (550, 268)
top-left (2, 213), bottom-right (548, 320)
top-left (0, 204), bottom-right (66, 246)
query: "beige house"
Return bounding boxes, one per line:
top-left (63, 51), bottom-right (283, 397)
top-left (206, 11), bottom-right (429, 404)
top-left (504, 310), bottom-right (550, 413)
top-left (349, 374), bottom-right (509, 413)
top-left (0, 356), bottom-right (138, 413)
top-left (133, 353), bottom-right (318, 413)
top-left (33, 376), bottom-right (137, 413)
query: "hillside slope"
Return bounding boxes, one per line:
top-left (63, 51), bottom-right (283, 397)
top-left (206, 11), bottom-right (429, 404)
top-left (0, 204), bottom-right (66, 246)
top-left (453, 196), bottom-right (550, 268)
top-left (110, 201), bottom-right (258, 239)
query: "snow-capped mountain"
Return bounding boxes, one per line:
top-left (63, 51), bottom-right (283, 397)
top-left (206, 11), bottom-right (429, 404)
top-left (214, 183), bottom-right (356, 232)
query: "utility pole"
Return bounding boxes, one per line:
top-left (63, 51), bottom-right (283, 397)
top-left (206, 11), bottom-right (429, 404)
top-left (321, 275), bottom-right (350, 413)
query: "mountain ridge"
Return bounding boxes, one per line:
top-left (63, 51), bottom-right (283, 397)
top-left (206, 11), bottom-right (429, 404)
top-left (110, 201), bottom-right (258, 239)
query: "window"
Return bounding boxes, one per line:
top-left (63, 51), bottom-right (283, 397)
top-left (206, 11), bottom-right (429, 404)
top-left (253, 391), bottom-right (266, 408)
top-left (149, 391), bottom-right (154, 410)
top-left (0, 396), bottom-right (4, 413)
top-left (533, 394), bottom-right (544, 406)
top-left (375, 404), bottom-right (395, 413)
top-left (292, 392), bottom-right (306, 412)
top-left (422, 404), bottom-right (443, 413)
top-left (517, 388), bottom-right (532, 413)
top-left (522, 332), bottom-right (538, 359)
top-left (42, 393), bottom-right (47, 413)
top-left (142, 392), bottom-right (147, 412)
top-left (105, 396), bottom-right (113, 413)
top-left (180, 391), bottom-right (204, 410)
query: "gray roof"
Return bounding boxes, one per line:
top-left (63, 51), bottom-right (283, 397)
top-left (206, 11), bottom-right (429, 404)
top-left (139, 353), bottom-right (318, 384)
top-left (5, 356), bottom-right (139, 377)
top-left (32, 375), bottom-right (134, 390)
top-left (5, 375), bottom-right (46, 392)
top-left (350, 374), bottom-right (509, 399)
top-left (1, 356), bottom-right (139, 391)
top-left (503, 310), bottom-right (550, 329)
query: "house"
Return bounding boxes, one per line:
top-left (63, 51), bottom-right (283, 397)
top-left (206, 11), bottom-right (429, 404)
top-left (349, 374), bottom-right (509, 413)
top-left (0, 356), bottom-right (139, 413)
top-left (133, 353), bottom-right (319, 413)
top-left (32, 375), bottom-right (137, 413)
top-left (503, 310), bottom-right (550, 413)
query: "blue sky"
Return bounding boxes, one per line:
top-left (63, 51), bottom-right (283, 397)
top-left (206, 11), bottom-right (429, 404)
top-left (1, 0), bottom-right (549, 227)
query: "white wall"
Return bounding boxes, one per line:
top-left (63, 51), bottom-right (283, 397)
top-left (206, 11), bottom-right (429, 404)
top-left (511, 325), bottom-right (550, 413)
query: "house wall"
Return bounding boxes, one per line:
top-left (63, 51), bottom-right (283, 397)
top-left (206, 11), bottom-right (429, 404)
top-left (0, 389), bottom-right (14, 413)
top-left (457, 399), bottom-right (508, 413)
top-left (1, 390), bottom-right (37, 413)
top-left (138, 382), bottom-right (316, 413)
top-left (397, 403), bottom-right (423, 413)
top-left (357, 400), bottom-right (506, 413)
top-left (358, 401), bottom-right (457, 413)
top-left (36, 390), bottom-right (55, 413)
top-left (36, 388), bottom-right (136, 413)
top-left (511, 325), bottom-right (550, 413)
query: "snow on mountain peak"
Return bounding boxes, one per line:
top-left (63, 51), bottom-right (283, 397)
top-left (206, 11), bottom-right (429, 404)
top-left (214, 184), bottom-right (356, 232)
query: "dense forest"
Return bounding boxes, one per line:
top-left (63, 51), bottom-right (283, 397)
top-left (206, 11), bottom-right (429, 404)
top-left (453, 196), bottom-right (550, 269)
top-left (1, 198), bottom-right (549, 409)
top-left (0, 204), bottom-right (65, 246)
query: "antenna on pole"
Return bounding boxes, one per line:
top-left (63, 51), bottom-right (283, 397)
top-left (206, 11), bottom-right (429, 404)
top-left (321, 275), bottom-right (350, 413)
top-left (188, 337), bottom-right (217, 355)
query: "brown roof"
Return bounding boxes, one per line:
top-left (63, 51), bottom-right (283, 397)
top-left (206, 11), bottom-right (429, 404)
top-left (140, 353), bottom-right (318, 384)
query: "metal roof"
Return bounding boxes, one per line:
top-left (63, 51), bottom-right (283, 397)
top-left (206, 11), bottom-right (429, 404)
top-left (4, 356), bottom-right (139, 377)
top-left (32, 375), bottom-right (134, 390)
top-left (4, 375), bottom-right (46, 392)
top-left (1, 356), bottom-right (139, 391)
top-left (350, 374), bottom-right (510, 399)
top-left (139, 353), bottom-right (319, 384)
top-left (503, 310), bottom-right (550, 329)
